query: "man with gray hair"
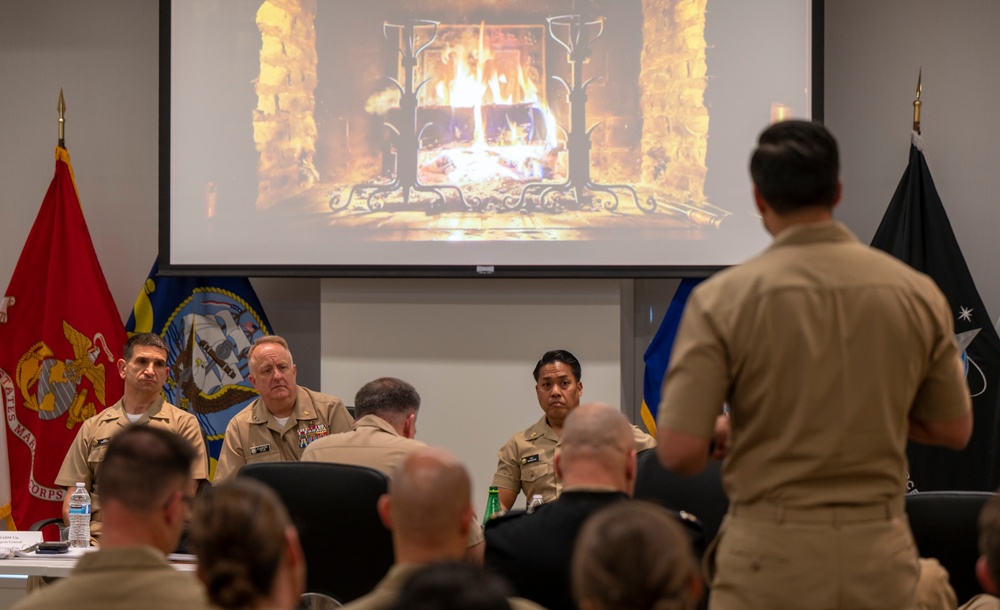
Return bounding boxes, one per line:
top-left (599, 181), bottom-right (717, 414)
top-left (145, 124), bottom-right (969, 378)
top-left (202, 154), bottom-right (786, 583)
top-left (484, 403), bottom-right (644, 610)
top-left (302, 377), bottom-right (485, 561)
top-left (15, 426), bottom-right (212, 610)
top-left (215, 335), bottom-right (353, 483)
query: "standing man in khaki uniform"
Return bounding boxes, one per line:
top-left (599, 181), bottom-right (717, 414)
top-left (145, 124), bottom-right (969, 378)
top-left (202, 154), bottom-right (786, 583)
top-left (214, 335), bottom-right (353, 483)
top-left (302, 377), bottom-right (485, 561)
top-left (56, 332), bottom-right (208, 537)
top-left (492, 349), bottom-right (655, 510)
top-left (657, 120), bottom-right (973, 610)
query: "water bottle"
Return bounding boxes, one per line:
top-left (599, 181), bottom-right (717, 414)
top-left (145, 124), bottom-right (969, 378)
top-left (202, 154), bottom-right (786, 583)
top-left (483, 486), bottom-right (503, 526)
top-left (527, 494), bottom-right (544, 514)
top-left (68, 482), bottom-right (91, 548)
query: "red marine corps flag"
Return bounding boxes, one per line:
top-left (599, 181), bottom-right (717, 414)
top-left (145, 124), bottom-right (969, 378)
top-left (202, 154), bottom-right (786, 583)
top-left (0, 139), bottom-right (126, 529)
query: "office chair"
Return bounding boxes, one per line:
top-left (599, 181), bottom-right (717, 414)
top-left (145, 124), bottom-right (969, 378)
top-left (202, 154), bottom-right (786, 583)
top-left (237, 461), bottom-right (394, 605)
top-left (633, 447), bottom-right (729, 558)
top-left (906, 490), bottom-right (994, 605)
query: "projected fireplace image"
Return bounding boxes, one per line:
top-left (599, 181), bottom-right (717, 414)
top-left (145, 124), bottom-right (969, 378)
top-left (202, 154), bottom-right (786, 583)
top-left (252, 0), bottom-right (730, 242)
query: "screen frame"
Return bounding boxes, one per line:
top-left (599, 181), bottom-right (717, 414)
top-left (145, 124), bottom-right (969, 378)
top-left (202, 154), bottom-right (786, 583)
top-left (158, 0), bottom-right (824, 278)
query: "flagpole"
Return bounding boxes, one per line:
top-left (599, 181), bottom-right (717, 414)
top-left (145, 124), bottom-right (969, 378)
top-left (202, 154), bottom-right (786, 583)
top-left (912, 70), bottom-right (922, 135)
top-left (57, 89), bottom-right (66, 149)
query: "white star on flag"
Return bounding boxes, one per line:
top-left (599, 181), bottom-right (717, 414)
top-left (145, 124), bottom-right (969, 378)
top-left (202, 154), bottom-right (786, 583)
top-left (959, 306), bottom-right (974, 323)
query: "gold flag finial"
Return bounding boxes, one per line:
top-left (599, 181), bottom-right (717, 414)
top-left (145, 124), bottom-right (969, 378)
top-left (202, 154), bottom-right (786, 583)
top-left (912, 70), bottom-right (922, 135)
top-left (57, 89), bottom-right (66, 148)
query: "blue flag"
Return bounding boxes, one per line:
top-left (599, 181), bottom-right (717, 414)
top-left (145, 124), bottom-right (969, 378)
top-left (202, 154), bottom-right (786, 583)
top-left (125, 260), bottom-right (271, 479)
top-left (640, 278), bottom-right (703, 436)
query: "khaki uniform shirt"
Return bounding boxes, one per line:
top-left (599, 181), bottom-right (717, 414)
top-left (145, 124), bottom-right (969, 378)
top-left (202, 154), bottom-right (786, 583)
top-left (492, 414), bottom-right (656, 503)
top-left (659, 222), bottom-right (971, 508)
top-left (214, 386), bottom-right (353, 483)
top-left (11, 545), bottom-right (212, 610)
top-left (960, 595), bottom-right (1000, 610)
top-left (302, 414), bottom-right (485, 548)
top-left (55, 397), bottom-right (209, 534)
top-left (341, 563), bottom-right (545, 610)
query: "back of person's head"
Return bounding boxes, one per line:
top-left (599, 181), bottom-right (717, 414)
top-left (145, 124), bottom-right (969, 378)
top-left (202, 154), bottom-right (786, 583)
top-left (387, 561), bottom-right (512, 610)
top-left (573, 502), bottom-right (700, 610)
top-left (533, 349), bottom-right (582, 382)
top-left (383, 447), bottom-right (472, 555)
top-left (558, 403), bottom-right (634, 477)
top-left (189, 479), bottom-right (299, 610)
top-left (97, 425), bottom-right (195, 511)
top-left (355, 377), bottom-right (421, 422)
top-left (123, 332), bottom-right (169, 361)
top-left (977, 492), bottom-right (1000, 593)
top-left (749, 119), bottom-right (840, 214)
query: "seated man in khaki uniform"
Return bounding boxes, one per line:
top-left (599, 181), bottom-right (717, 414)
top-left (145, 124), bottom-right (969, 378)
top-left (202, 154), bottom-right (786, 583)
top-left (56, 332), bottom-right (208, 537)
top-left (302, 377), bottom-right (484, 562)
top-left (15, 426), bottom-right (212, 610)
top-left (491, 349), bottom-right (655, 510)
top-left (214, 335), bottom-right (353, 483)
top-left (341, 447), bottom-right (541, 610)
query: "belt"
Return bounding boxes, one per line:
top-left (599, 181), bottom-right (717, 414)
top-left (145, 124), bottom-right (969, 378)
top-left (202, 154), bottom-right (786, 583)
top-left (730, 499), bottom-right (904, 524)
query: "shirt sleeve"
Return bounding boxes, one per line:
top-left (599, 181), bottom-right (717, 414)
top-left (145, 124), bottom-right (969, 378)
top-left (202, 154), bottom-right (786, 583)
top-left (213, 416), bottom-right (247, 484)
top-left (491, 434), bottom-right (521, 492)
top-left (910, 290), bottom-right (973, 423)
top-left (326, 398), bottom-right (355, 433)
top-left (657, 290), bottom-right (731, 439)
top-left (175, 411), bottom-right (210, 480)
top-left (55, 420), bottom-right (95, 489)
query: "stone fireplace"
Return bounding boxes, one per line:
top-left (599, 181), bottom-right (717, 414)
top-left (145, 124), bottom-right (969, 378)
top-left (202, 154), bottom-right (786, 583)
top-left (253, 0), bottom-right (712, 227)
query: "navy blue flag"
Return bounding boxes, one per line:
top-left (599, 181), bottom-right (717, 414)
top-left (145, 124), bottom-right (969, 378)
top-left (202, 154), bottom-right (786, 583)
top-left (871, 133), bottom-right (1000, 491)
top-left (640, 278), bottom-right (703, 436)
top-left (125, 260), bottom-right (271, 480)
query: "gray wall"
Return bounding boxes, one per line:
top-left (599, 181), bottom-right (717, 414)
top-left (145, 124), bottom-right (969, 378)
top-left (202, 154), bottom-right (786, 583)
top-left (2, 0), bottom-right (999, 426)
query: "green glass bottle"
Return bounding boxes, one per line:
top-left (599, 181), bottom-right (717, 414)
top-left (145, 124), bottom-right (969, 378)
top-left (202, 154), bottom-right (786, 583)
top-left (483, 486), bottom-right (502, 526)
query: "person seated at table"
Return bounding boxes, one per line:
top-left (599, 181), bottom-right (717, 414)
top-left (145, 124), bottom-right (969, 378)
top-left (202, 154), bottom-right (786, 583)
top-left (572, 501), bottom-right (702, 610)
top-left (188, 478), bottom-right (305, 610)
top-left (14, 426), bottom-right (211, 610)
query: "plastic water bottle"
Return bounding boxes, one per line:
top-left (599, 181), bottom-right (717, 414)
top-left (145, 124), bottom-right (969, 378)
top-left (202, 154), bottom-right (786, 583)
top-left (527, 494), bottom-right (544, 514)
top-left (68, 482), bottom-right (91, 548)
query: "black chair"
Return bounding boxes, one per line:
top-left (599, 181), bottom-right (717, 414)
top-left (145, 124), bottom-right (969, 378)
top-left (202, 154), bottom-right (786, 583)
top-left (633, 447), bottom-right (729, 558)
top-left (236, 461), bottom-right (395, 605)
top-left (906, 490), bottom-right (994, 605)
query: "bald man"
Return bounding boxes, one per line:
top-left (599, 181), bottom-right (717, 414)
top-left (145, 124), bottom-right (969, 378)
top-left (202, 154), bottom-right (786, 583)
top-left (485, 403), bottom-right (649, 610)
top-left (341, 448), bottom-right (541, 610)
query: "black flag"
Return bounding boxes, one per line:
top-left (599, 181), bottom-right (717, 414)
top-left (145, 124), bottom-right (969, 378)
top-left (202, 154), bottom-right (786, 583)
top-left (871, 133), bottom-right (1000, 491)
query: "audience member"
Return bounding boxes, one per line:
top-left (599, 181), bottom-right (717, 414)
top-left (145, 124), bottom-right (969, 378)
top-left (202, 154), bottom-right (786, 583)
top-left (56, 332), bottom-right (208, 536)
top-left (492, 349), bottom-right (655, 510)
top-left (14, 426), bottom-right (210, 610)
top-left (342, 447), bottom-right (541, 610)
top-left (387, 561), bottom-right (514, 610)
top-left (215, 335), bottom-right (353, 483)
top-left (573, 501), bottom-right (701, 610)
top-left (959, 493), bottom-right (1000, 609)
top-left (657, 119), bottom-right (973, 609)
top-left (188, 478), bottom-right (305, 610)
top-left (486, 403), bottom-right (694, 610)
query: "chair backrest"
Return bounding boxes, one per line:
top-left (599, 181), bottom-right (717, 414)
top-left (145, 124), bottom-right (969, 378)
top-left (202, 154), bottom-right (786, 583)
top-left (237, 461), bottom-right (394, 604)
top-left (633, 448), bottom-right (729, 557)
top-left (906, 490), bottom-right (994, 605)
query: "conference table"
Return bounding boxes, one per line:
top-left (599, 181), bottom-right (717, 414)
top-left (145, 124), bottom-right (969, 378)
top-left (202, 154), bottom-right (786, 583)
top-left (0, 550), bottom-right (198, 578)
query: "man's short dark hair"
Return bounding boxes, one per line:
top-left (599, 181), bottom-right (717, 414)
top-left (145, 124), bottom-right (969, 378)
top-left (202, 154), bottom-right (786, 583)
top-left (123, 332), bottom-right (169, 362)
top-left (96, 426), bottom-right (196, 511)
top-left (533, 350), bottom-right (582, 382)
top-left (749, 120), bottom-right (840, 214)
top-left (389, 561), bottom-right (513, 610)
top-left (355, 377), bottom-right (421, 420)
top-left (980, 493), bottom-right (1000, 587)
